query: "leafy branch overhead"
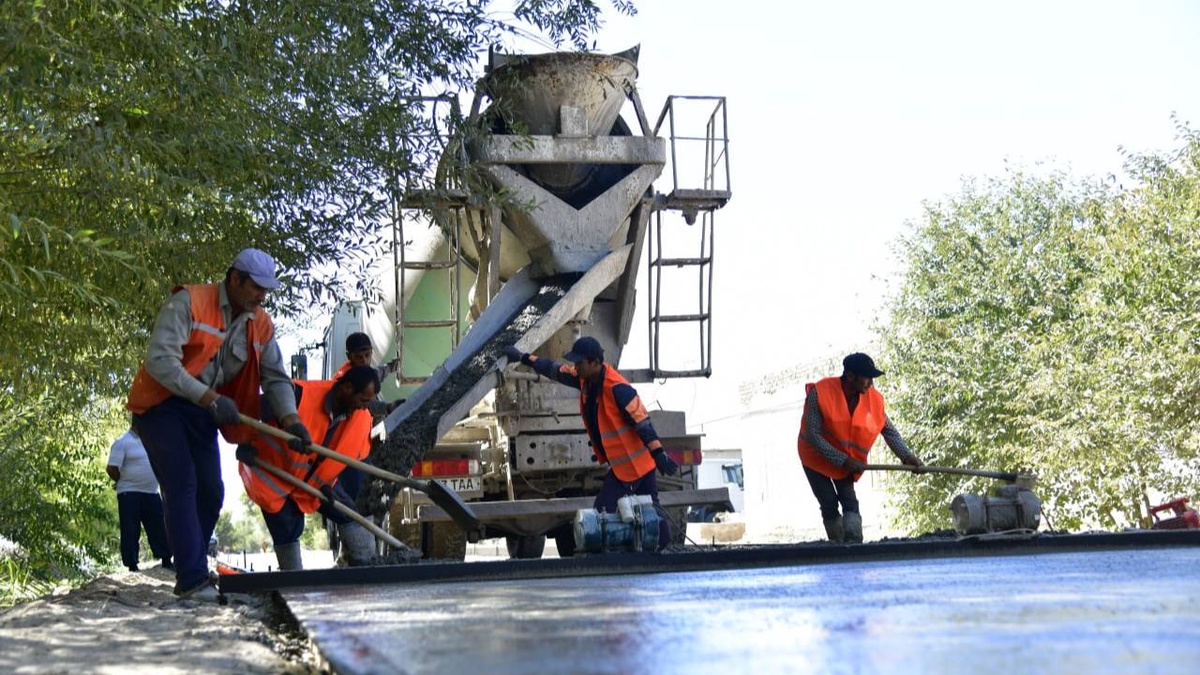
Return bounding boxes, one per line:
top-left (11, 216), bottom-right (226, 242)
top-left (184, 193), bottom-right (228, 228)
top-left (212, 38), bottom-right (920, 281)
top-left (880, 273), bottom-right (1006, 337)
top-left (878, 121), bottom-right (1200, 533)
top-left (0, 0), bottom-right (632, 592)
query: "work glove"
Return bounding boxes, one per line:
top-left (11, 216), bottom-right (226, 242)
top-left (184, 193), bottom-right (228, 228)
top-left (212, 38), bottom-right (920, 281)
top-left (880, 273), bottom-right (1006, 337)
top-left (208, 395), bottom-right (241, 426)
top-left (320, 483), bottom-right (353, 508)
top-left (903, 454), bottom-right (926, 474)
top-left (234, 443), bottom-right (257, 464)
top-left (652, 450), bottom-right (679, 476)
top-left (285, 421), bottom-right (313, 453)
top-left (319, 484), bottom-right (337, 505)
top-left (503, 345), bottom-right (529, 364)
top-left (844, 458), bottom-right (867, 474)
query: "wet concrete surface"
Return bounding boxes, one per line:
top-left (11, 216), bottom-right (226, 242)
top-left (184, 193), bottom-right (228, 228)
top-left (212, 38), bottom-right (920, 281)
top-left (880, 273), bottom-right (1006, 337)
top-left (282, 547), bottom-right (1200, 674)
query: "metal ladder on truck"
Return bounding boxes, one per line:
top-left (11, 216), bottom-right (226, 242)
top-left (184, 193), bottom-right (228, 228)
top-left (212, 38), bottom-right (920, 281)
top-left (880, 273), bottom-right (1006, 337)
top-left (647, 95), bottom-right (732, 378)
top-left (392, 192), bottom-right (478, 386)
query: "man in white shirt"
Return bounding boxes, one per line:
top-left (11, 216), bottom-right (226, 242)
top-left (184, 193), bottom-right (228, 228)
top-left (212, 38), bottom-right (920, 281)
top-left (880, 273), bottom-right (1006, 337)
top-left (106, 427), bottom-right (172, 572)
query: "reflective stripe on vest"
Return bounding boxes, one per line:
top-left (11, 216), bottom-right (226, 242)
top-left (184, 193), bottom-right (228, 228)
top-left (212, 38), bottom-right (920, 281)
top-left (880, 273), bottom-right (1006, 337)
top-left (579, 366), bottom-right (657, 482)
top-left (240, 379), bottom-right (373, 514)
top-left (797, 376), bottom-right (887, 482)
top-left (126, 283), bottom-right (275, 445)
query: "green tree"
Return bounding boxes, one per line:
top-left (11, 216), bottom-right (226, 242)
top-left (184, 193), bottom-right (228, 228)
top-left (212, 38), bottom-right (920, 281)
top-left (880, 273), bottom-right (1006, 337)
top-left (878, 125), bottom-right (1200, 534)
top-left (0, 0), bottom-right (633, 595)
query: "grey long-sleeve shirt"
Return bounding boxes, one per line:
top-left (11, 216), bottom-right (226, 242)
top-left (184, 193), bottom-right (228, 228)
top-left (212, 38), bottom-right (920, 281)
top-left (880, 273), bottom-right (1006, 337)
top-left (143, 283), bottom-right (298, 420)
top-left (802, 387), bottom-right (915, 467)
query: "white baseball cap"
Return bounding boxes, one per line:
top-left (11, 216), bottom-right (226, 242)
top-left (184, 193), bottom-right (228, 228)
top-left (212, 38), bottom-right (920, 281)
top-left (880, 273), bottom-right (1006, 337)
top-left (230, 248), bottom-right (280, 289)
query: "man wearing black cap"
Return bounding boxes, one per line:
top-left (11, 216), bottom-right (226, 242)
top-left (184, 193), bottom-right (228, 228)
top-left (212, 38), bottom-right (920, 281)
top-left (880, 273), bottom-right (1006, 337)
top-left (797, 352), bottom-right (924, 543)
top-left (329, 331), bottom-right (401, 508)
top-left (505, 337), bottom-right (679, 550)
top-left (126, 248), bottom-right (312, 601)
top-left (333, 331), bottom-right (399, 382)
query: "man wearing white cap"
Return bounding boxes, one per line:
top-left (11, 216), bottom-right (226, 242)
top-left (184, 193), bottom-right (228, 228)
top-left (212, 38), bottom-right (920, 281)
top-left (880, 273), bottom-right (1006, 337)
top-left (126, 248), bottom-right (312, 600)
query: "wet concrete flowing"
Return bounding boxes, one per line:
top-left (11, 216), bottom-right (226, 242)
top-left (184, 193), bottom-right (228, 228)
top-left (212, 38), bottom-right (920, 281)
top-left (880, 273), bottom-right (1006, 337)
top-left (283, 547), bottom-right (1200, 674)
top-left (357, 274), bottom-right (579, 515)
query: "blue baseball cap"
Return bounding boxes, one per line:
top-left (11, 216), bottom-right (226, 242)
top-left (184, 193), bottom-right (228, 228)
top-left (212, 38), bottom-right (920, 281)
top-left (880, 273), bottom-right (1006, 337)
top-left (231, 248), bottom-right (280, 290)
top-left (564, 336), bottom-right (604, 363)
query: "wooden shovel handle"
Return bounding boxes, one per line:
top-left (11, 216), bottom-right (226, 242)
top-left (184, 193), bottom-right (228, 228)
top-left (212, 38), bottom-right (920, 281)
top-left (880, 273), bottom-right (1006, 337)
top-left (238, 413), bottom-right (424, 492)
top-left (864, 463), bottom-right (1021, 482)
top-left (242, 452), bottom-right (405, 551)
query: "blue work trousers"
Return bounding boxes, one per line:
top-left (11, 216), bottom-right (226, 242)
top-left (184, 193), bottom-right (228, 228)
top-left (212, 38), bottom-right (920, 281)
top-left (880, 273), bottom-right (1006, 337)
top-left (117, 491), bottom-right (171, 569)
top-left (803, 465), bottom-right (859, 521)
top-left (261, 482), bottom-right (355, 546)
top-left (133, 396), bottom-right (224, 593)
top-left (594, 469), bottom-right (671, 549)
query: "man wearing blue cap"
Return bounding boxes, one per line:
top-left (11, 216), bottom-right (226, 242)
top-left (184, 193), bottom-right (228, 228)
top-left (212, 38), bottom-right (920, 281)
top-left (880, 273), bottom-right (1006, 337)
top-left (797, 352), bottom-right (924, 543)
top-left (505, 336), bottom-right (679, 550)
top-left (127, 248), bottom-right (312, 600)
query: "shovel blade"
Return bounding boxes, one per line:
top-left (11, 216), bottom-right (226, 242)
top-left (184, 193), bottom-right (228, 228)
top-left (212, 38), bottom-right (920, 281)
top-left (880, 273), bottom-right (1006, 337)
top-left (422, 479), bottom-right (482, 534)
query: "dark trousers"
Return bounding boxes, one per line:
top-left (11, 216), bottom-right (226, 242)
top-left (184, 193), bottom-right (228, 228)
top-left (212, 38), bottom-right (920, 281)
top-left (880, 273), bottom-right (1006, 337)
top-left (117, 491), bottom-right (171, 569)
top-left (594, 469), bottom-right (671, 549)
top-left (803, 465), bottom-right (859, 521)
top-left (133, 396), bottom-right (224, 592)
top-left (262, 482), bottom-right (354, 546)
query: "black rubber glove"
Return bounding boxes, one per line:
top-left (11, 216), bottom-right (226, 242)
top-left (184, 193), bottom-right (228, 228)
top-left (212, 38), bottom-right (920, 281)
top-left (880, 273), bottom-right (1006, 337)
top-left (844, 458), bottom-right (867, 474)
top-left (902, 455), bottom-right (926, 474)
top-left (208, 395), bottom-right (241, 426)
top-left (234, 443), bottom-right (257, 464)
top-left (652, 450), bottom-right (679, 476)
top-left (503, 345), bottom-right (527, 364)
top-left (285, 421), bottom-right (313, 453)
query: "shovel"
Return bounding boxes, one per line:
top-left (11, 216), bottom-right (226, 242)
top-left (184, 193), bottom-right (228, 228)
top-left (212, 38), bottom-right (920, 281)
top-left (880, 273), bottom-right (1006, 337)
top-left (864, 463), bottom-right (1037, 488)
top-left (235, 444), bottom-right (407, 552)
top-left (238, 414), bottom-right (482, 534)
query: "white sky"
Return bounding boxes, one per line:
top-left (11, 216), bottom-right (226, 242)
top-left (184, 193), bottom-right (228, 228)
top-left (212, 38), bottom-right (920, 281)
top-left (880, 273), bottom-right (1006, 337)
top-left (572, 0), bottom-right (1200, 423)
top-left (256, 0), bottom-right (1200, 512)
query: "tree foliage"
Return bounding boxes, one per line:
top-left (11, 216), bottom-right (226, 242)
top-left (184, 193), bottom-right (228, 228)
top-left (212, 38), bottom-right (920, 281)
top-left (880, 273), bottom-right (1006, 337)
top-left (878, 123), bottom-right (1200, 533)
top-left (0, 0), bottom-right (632, 591)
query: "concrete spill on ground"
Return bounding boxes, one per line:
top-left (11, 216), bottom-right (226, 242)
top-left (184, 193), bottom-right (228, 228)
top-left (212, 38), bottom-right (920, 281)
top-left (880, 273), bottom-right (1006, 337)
top-left (357, 275), bottom-right (577, 517)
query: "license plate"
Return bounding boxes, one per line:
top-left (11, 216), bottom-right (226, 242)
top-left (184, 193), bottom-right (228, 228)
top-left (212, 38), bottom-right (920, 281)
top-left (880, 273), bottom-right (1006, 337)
top-left (435, 476), bottom-right (481, 492)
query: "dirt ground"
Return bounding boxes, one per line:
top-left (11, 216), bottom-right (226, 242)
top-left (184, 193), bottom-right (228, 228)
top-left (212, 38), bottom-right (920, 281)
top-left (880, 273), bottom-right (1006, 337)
top-left (0, 564), bottom-right (324, 674)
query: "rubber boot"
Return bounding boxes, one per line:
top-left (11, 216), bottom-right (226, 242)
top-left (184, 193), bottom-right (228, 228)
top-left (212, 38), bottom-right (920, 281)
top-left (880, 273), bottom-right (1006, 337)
top-left (823, 516), bottom-right (844, 543)
top-left (275, 541), bottom-right (304, 571)
top-left (337, 522), bottom-right (377, 566)
top-left (843, 512), bottom-right (863, 544)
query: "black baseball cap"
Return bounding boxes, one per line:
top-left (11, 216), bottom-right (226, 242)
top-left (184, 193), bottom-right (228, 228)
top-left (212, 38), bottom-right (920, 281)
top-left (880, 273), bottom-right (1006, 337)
top-left (843, 352), bottom-right (884, 378)
top-left (345, 332), bottom-right (372, 352)
top-left (564, 336), bottom-right (604, 363)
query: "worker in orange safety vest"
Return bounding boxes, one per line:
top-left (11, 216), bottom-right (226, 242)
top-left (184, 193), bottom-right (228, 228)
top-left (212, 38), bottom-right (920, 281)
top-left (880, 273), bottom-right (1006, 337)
top-left (127, 248), bottom-right (310, 601)
top-left (798, 353), bottom-right (924, 543)
top-left (237, 365), bottom-right (383, 570)
top-left (504, 336), bottom-right (680, 550)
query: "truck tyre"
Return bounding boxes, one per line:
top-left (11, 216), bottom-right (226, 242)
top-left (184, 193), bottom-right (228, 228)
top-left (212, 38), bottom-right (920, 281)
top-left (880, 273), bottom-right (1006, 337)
top-left (552, 528), bottom-right (576, 554)
top-left (505, 535), bottom-right (546, 559)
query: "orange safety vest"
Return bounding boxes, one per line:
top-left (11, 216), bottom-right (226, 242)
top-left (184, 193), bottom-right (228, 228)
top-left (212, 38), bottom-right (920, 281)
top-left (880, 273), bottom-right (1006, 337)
top-left (239, 379), bottom-right (374, 514)
top-left (332, 360), bottom-right (351, 380)
top-left (579, 365), bottom-right (659, 482)
top-left (126, 283), bottom-right (274, 444)
top-left (797, 376), bottom-right (887, 481)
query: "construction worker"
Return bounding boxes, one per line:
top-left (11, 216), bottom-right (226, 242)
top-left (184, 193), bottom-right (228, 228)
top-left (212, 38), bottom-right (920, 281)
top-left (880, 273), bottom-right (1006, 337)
top-left (127, 248), bottom-right (312, 601)
top-left (333, 331), bottom-right (398, 382)
top-left (798, 352), bottom-right (924, 543)
top-left (106, 425), bottom-right (172, 572)
top-left (504, 336), bottom-right (680, 549)
top-left (330, 331), bottom-right (401, 503)
top-left (237, 365), bottom-right (382, 570)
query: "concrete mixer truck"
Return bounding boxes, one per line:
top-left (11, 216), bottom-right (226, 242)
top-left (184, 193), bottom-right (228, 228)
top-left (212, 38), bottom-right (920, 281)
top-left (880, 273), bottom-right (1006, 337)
top-left (322, 45), bottom-right (732, 559)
